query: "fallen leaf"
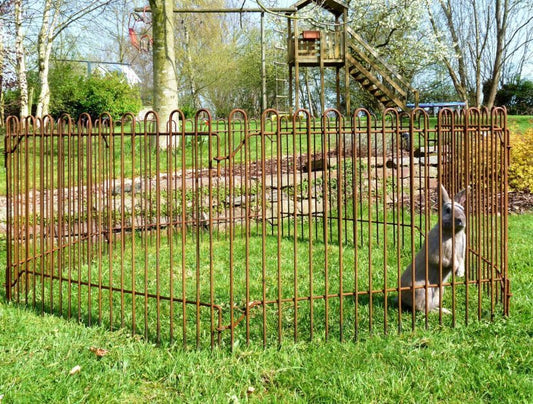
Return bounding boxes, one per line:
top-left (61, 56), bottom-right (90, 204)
top-left (69, 365), bottom-right (81, 375)
top-left (89, 347), bottom-right (109, 357)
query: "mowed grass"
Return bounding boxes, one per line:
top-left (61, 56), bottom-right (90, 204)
top-left (4, 202), bottom-right (501, 347)
top-left (0, 214), bottom-right (531, 402)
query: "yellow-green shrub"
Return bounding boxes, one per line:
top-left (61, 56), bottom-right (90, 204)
top-left (509, 128), bottom-right (533, 192)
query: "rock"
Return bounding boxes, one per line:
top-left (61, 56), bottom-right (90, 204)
top-left (107, 178), bottom-right (142, 195)
top-left (299, 198), bottom-right (324, 215)
top-left (226, 195), bottom-right (256, 207)
top-left (386, 157), bottom-right (411, 169)
top-left (414, 146), bottom-right (438, 157)
top-left (302, 158), bottom-right (330, 172)
top-left (419, 155), bottom-right (440, 166)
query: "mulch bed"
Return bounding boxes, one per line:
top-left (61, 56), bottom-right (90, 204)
top-left (508, 191), bottom-right (533, 213)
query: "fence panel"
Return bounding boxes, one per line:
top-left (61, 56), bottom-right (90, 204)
top-left (4, 107), bottom-right (510, 348)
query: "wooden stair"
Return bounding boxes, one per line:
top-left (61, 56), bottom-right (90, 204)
top-left (346, 27), bottom-right (418, 111)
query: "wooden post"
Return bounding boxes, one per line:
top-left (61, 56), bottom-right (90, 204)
top-left (288, 17), bottom-right (293, 114)
top-left (261, 12), bottom-right (266, 111)
top-left (294, 18), bottom-right (300, 111)
top-left (343, 8), bottom-right (350, 115)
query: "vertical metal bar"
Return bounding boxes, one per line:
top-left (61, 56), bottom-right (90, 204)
top-left (408, 110), bottom-right (417, 331)
top-left (352, 111), bottom-right (362, 340)
top-left (32, 118), bottom-right (40, 309)
top-left (23, 118), bottom-right (31, 304)
top-left (490, 110), bottom-right (496, 320)
top-left (104, 117), bottom-right (112, 328)
top-left (305, 111), bottom-right (314, 341)
top-left (58, 117), bottom-right (66, 316)
top-left (381, 112), bottom-right (389, 335)
top-left (64, 116), bottom-right (72, 319)
top-left (76, 117), bottom-right (83, 322)
top-left (464, 109), bottom-right (470, 325)
top-left (84, 115), bottom-right (93, 326)
top-left (423, 112), bottom-right (430, 326)
top-left (437, 114), bottom-right (445, 323)
top-left (245, 114), bottom-right (251, 346)
top-left (4, 117), bottom-right (16, 302)
top-left (450, 110), bottom-right (457, 327)
top-left (14, 119), bottom-right (21, 304)
top-left (142, 116), bottom-right (149, 341)
top-left (502, 108), bottom-right (510, 316)
top-left (180, 112), bottom-right (187, 348)
top-left (156, 117), bottom-right (162, 344)
top-left (322, 112), bottom-right (330, 340)
top-left (228, 111), bottom-right (235, 349)
top-left (48, 116), bottom-right (55, 315)
top-left (475, 110), bottom-right (482, 321)
top-left (131, 118), bottom-right (137, 336)
top-left (292, 111), bottom-right (299, 342)
top-left (367, 113), bottom-right (373, 334)
top-left (373, 119), bottom-right (380, 247)
top-left (167, 112), bottom-right (175, 343)
top-left (14, 120), bottom-right (20, 304)
top-left (204, 110), bottom-right (215, 348)
top-left (481, 110), bottom-right (487, 319)
top-left (194, 112), bottom-right (202, 348)
top-left (276, 112), bottom-right (283, 346)
top-left (96, 119), bottom-right (103, 326)
top-left (395, 114), bottom-right (402, 334)
top-left (335, 111), bottom-right (344, 341)
top-left (119, 118), bottom-right (126, 329)
top-left (260, 110), bottom-right (270, 347)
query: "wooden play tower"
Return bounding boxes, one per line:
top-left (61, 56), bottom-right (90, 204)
top-left (286, 0), bottom-right (418, 113)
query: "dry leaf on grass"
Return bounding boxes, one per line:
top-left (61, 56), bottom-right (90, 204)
top-left (89, 347), bottom-right (109, 357)
top-left (69, 365), bottom-right (81, 375)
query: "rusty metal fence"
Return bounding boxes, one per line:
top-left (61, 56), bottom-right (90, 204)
top-left (4, 107), bottom-right (510, 348)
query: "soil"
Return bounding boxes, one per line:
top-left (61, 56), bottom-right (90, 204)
top-left (508, 191), bottom-right (533, 214)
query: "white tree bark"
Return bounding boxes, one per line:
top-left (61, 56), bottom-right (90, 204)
top-left (35, 0), bottom-right (56, 118)
top-left (149, 0), bottom-right (179, 148)
top-left (14, 0), bottom-right (29, 120)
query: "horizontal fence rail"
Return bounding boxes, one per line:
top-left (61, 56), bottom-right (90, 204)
top-left (4, 107), bottom-right (510, 348)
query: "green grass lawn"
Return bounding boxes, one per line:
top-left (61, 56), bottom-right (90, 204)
top-left (508, 115), bottom-right (533, 134)
top-left (0, 213), bottom-right (531, 402)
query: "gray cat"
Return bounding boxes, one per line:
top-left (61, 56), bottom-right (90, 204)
top-left (399, 185), bottom-right (467, 314)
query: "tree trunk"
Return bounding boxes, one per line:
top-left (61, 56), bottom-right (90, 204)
top-left (36, 0), bottom-right (55, 118)
top-left (305, 69), bottom-right (315, 117)
top-left (183, 26), bottom-right (199, 109)
top-left (438, 0), bottom-right (470, 104)
top-left (149, 0), bottom-right (179, 148)
top-left (14, 0), bottom-right (29, 120)
top-left (485, 0), bottom-right (508, 108)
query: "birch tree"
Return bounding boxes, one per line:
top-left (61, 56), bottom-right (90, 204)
top-left (14, 0), bottom-right (28, 119)
top-left (35, 0), bottom-right (113, 117)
